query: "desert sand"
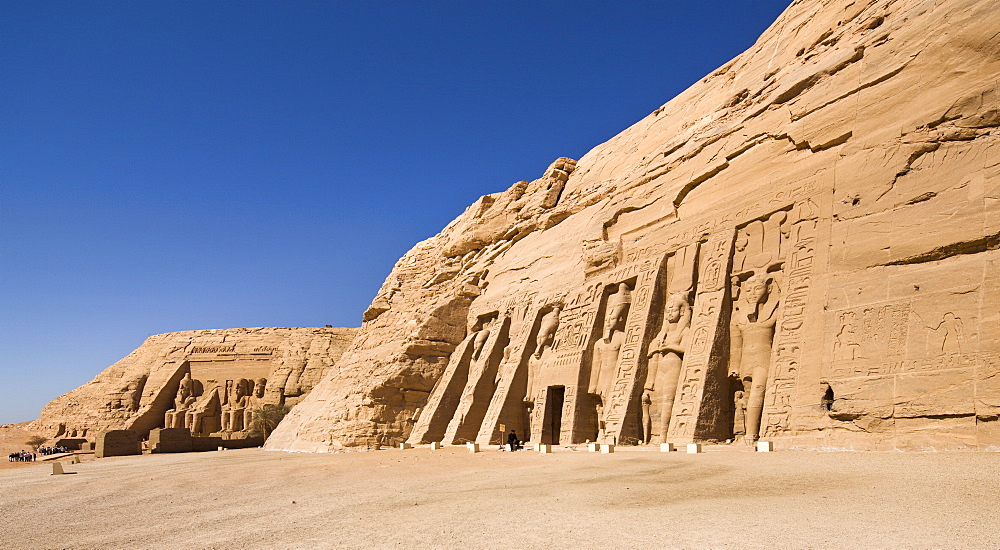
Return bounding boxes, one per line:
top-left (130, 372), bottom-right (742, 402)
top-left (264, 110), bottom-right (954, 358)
top-left (1, 440), bottom-right (997, 549)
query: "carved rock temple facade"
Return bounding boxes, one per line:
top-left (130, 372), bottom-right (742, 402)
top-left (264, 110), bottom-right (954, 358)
top-left (265, 0), bottom-right (1000, 452)
top-left (38, 0), bottom-right (1000, 451)
top-left (32, 327), bottom-right (356, 441)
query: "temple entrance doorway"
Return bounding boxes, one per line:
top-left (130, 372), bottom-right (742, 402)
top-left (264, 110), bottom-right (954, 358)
top-left (543, 386), bottom-right (565, 445)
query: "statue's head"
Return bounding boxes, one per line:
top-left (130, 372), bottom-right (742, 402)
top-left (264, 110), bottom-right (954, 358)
top-left (235, 378), bottom-right (249, 399)
top-left (665, 293), bottom-right (689, 323)
top-left (255, 378), bottom-right (267, 398)
top-left (746, 274), bottom-right (771, 305)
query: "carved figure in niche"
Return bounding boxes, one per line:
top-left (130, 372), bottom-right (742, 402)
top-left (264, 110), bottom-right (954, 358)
top-left (242, 378), bottom-right (267, 432)
top-left (833, 311), bottom-right (861, 362)
top-left (526, 307), bottom-right (561, 400)
top-left (186, 388), bottom-right (222, 435)
top-left (221, 378), bottom-right (252, 432)
top-left (730, 272), bottom-right (781, 443)
top-left (644, 292), bottom-right (692, 443)
top-left (589, 283), bottom-right (632, 436)
top-left (472, 316), bottom-right (494, 361)
top-left (164, 373), bottom-right (199, 429)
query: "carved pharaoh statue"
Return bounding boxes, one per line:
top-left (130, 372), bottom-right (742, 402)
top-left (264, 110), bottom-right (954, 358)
top-left (589, 283), bottom-right (632, 437)
top-left (222, 378), bottom-right (251, 432)
top-left (164, 372), bottom-right (198, 429)
top-left (730, 272), bottom-right (781, 443)
top-left (242, 377), bottom-right (267, 433)
top-left (526, 306), bottom-right (560, 402)
top-left (644, 291), bottom-right (692, 443)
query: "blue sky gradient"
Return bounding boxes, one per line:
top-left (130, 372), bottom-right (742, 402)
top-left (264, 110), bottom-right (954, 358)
top-left (1, 1), bottom-right (792, 423)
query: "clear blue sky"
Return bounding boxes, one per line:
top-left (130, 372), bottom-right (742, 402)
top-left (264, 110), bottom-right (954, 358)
top-left (0, 1), bottom-right (791, 424)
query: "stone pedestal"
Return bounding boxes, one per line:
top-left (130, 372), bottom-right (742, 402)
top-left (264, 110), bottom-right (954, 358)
top-left (686, 443), bottom-right (702, 454)
top-left (430, 442), bottom-right (442, 450)
top-left (660, 443), bottom-right (675, 452)
top-left (588, 443), bottom-right (600, 452)
top-left (399, 442), bottom-right (412, 449)
top-left (467, 443), bottom-right (480, 453)
top-left (95, 430), bottom-right (141, 459)
top-left (756, 441), bottom-right (774, 452)
top-left (600, 444), bottom-right (615, 454)
top-left (538, 444), bottom-right (552, 454)
top-left (150, 428), bottom-right (193, 454)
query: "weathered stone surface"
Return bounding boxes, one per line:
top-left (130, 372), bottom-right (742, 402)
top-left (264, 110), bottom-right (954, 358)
top-left (265, 0), bottom-right (999, 452)
top-left (33, 327), bottom-right (355, 440)
top-left (149, 428), bottom-right (193, 454)
top-left (95, 429), bottom-right (140, 458)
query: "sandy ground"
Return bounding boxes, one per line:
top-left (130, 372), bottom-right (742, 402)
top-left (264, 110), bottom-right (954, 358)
top-left (0, 441), bottom-right (998, 550)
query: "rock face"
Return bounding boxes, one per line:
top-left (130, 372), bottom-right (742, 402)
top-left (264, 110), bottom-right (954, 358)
top-left (33, 327), bottom-right (356, 440)
top-left (266, 0), bottom-right (1000, 452)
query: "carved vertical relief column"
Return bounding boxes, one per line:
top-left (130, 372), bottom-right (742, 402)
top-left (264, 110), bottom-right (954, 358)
top-left (644, 243), bottom-right (699, 444)
top-left (602, 255), bottom-right (667, 445)
top-left (666, 231), bottom-right (736, 443)
top-left (442, 315), bottom-right (511, 444)
top-left (406, 334), bottom-right (478, 444)
top-left (761, 200), bottom-right (819, 437)
top-left (475, 300), bottom-right (540, 445)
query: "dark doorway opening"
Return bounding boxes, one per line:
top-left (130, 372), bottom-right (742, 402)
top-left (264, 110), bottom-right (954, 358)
top-left (543, 386), bottom-right (565, 445)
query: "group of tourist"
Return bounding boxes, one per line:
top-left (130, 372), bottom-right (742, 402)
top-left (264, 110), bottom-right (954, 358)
top-left (8, 450), bottom-right (36, 462)
top-left (37, 445), bottom-right (69, 455)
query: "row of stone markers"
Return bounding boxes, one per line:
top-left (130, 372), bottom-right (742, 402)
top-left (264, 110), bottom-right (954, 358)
top-left (392, 441), bottom-right (777, 453)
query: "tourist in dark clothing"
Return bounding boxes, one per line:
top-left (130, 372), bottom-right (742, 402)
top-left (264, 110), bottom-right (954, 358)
top-left (507, 430), bottom-right (520, 451)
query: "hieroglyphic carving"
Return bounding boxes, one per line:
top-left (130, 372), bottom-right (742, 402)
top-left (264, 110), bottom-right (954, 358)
top-left (828, 300), bottom-right (911, 379)
top-left (667, 231), bottom-right (735, 442)
top-left (643, 243), bottom-right (699, 444)
top-left (601, 256), bottom-right (666, 444)
top-left (761, 201), bottom-right (819, 437)
top-left (442, 315), bottom-right (511, 444)
top-left (621, 182), bottom-right (819, 264)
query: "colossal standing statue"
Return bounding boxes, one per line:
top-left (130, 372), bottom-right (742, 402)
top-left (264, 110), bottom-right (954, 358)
top-left (589, 283), bottom-right (631, 437)
top-left (730, 272), bottom-right (781, 443)
top-left (526, 306), bottom-right (560, 401)
top-left (644, 291), bottom-right (691, 443)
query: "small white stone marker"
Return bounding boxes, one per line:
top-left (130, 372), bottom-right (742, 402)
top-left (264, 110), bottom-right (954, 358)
top-left (660, 443), bottom-right (675, 452)
top-left (430, 442), bottom-right (442, 450)
top-left (756, 441), bottom-right (774, 452)
top-left (600, 444), bottom-right (615, 454)
top-left (217, 446), bottom-right (225, 451)
top-left (399, 442), bottom-right (412, 450)
top-left (467, 443), bottom-right (480, 453)
top-left (538, 444), bottom-right (552, 454)
top-left (506, 443), bottom-right (515, 452)
top-left (533, 443), bottom-right (541, 452)
top-left (51, 462), bottom-right (65, 475)
top-left (71, 455), bottom-right (81, 464)
top-left (587, 443), bottom-right (600, 452)
top-left (686, 443), bottom-right (702, 454)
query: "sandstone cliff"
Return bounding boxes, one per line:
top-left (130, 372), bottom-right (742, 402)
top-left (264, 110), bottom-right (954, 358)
top-left (266, 0), bottom-right (999, 452)
top-left (33, 327), bottom-right (356, 440)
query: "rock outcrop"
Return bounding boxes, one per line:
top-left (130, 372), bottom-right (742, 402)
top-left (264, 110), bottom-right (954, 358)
top-left (265, 0), bottom-right (1000, 451)
top-left (33, 327), bottom-right (356, 440)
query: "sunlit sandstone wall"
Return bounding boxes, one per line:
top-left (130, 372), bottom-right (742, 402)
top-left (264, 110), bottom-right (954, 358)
top-left (266, 0), bottom-right (995, 451)
top-left (33, 327), bottom-right (356, 439)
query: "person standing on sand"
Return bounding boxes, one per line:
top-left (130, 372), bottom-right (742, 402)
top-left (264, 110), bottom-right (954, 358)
top-left (507, 430), bottom-right (519, 451)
